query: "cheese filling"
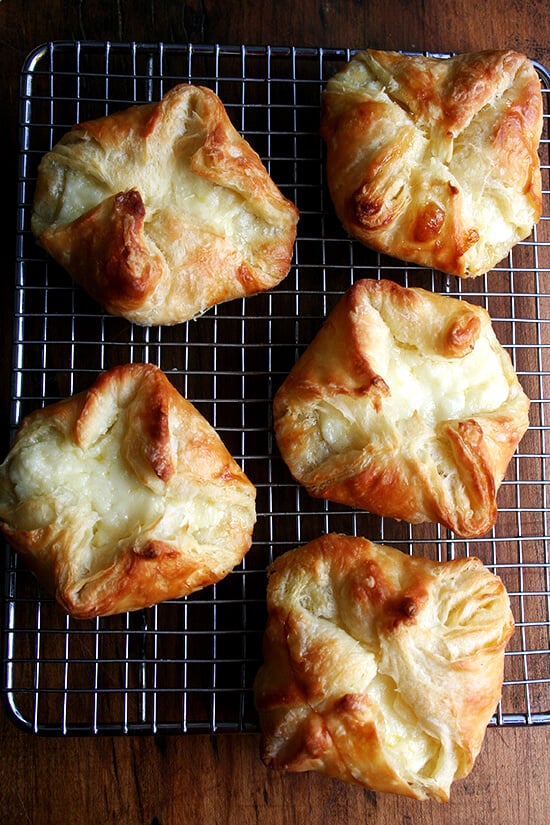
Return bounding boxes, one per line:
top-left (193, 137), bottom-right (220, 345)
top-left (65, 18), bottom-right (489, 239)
top-left (4, 417), bottom-right (229, 573)
top-left (317, 333), bottom-right (509, 455)
top-left (44, 140), bottom-right (273, 262)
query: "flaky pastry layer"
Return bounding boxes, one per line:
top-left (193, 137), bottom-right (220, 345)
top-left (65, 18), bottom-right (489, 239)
top-left (254, 533), bottom-right (515, 801)
top-left (273, 279), bottom-right (530, 537)
top-left (32, 84), bottom-right (299, 325)
top-left (0, 364), bottom-right (257, 618)
top-left (320, 49), bottom-right (542, 278)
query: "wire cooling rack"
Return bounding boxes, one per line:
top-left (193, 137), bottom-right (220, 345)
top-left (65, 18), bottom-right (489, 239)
top-left (2, 41), bottom-right (550, 734)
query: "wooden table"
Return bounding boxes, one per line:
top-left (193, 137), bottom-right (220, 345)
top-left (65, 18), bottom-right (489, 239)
top-left (0, 2), bottom-right (548, 823)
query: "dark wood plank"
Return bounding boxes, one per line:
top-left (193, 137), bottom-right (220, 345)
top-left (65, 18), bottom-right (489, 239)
top-left (1, 713), bottom-right (549, 825)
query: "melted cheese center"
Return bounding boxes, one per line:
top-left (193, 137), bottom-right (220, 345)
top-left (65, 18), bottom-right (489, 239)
top-left (317, 334), bottom-right (509, 454)
top-left (9, 423), bottom-right (161, 543)
top-left (47, 138), bottom-right (271, 259)
top-left (5, 418), bottom-right (229, 572)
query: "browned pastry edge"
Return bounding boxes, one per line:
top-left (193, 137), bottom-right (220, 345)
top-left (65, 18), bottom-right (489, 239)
top-left (31, 83), bottom-right (299, 325)
top-left (320, 49), bottom-right (543, 278)
top-left (254, 533), bottom-right (515, 801)
top-left (273, 279), bottom-right (530, 537)
top-left (0, 363), bottom-right (257, 618)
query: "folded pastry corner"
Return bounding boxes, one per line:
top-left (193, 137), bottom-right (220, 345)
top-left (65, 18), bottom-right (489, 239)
top-left (0, 363), bottom-right (257, 618)
top-left (32, 83), bottom-right (299, 325)
top-left (320, 49), bottom-right (542, 278)
top-left (273, 278), bottom-right (530, 537)
top-left (254, 533), bottom-right (515, 801)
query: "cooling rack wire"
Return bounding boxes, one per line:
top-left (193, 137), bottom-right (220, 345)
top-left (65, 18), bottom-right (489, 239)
top-left (2, 42), bottom-right (549, 734)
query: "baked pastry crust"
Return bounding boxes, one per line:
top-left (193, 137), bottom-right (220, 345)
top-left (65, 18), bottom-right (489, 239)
top-left (0, 363), bottom-right (257, 618)
top-left (31, 84), bottom-right (298, 325)
top-left (273, 279), bottom-right (530, 537)
top-left (254, 533), bottom-right (515, 801)
top-left (320, 49), bottom-right (542, 278)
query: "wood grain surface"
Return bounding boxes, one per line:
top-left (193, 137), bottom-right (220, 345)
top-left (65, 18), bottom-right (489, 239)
top-left (0, 2), bottom-right (549, 824)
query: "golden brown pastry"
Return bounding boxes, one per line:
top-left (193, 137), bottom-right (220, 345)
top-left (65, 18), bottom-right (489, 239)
top-left (31, 84), bottom-right (299, 325)
top-left (273, 279), bottom-right (530, 538)
top-left (254, 533), bottom-right (515, 801)
top-left (0, 363), bottom-right (257, 618)
top-left (320, 49), bottom-right (542, 278)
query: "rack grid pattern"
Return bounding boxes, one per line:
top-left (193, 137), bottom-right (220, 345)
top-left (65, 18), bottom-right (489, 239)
top-left (2, 42), bottom-right (550, 734)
